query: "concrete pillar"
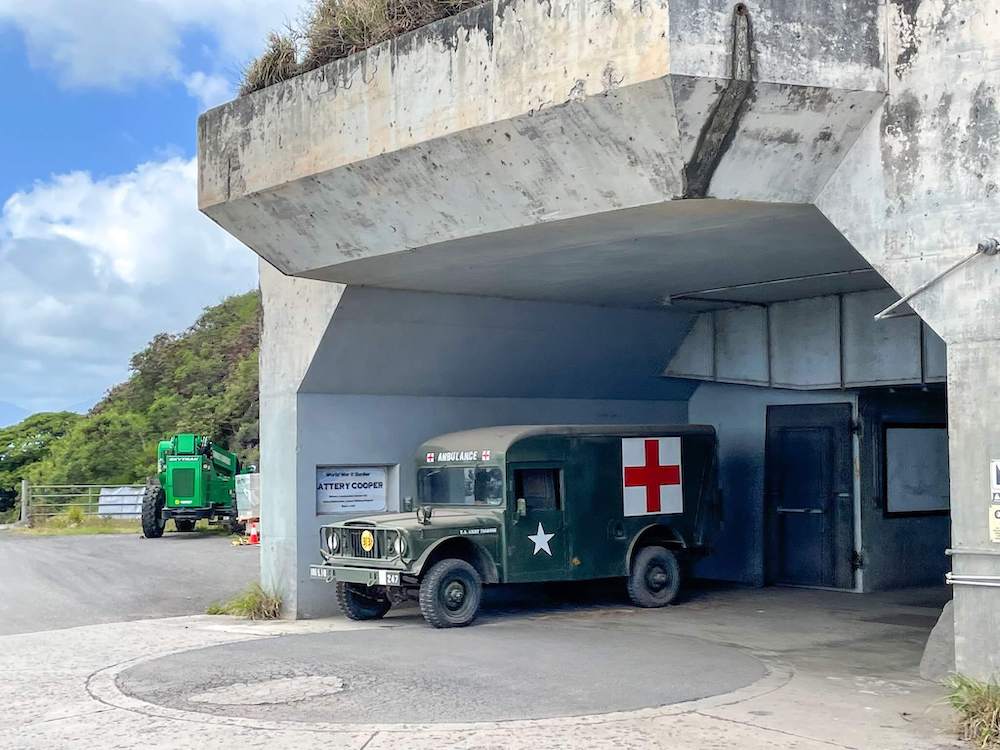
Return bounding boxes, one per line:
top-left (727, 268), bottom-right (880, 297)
top-left (945, 341), bottom-right (1000, 678)
top-left (816, 0), bottom-right (1000, 679)
top-left (257, 261), bottom-right (344, 618)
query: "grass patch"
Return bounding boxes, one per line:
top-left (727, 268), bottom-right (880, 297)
top-left (18, 513), bottom-right (141, 536)
top-left (948, 674), bottom-right (1000, 748)
top-left (207, 583), bottom-right (283, 620)
top-left (239, 0), bottom-right (482, 96)
top-left (16, 514), bottom-right (235, 537)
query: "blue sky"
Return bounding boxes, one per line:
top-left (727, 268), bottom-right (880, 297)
top-left (0, 1), bottom-right (303, 420)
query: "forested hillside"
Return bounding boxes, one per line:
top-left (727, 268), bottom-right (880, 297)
top-left (0, 291), bottom-right (260, 512)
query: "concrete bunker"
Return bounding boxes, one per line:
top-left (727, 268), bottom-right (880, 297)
top-left (198, 0), bottom-right (1000, 680)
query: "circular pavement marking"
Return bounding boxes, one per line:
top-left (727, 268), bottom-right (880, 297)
top-left (115, 618), bottom-right (769, 725)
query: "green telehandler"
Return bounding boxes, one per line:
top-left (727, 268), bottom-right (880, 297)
top-left (141, 433), bottom-right (250, 538)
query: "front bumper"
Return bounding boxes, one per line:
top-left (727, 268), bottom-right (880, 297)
top-left (162, 507), bottom-right (217, 521)
top-left (310, 564), bottom-right (404, 587)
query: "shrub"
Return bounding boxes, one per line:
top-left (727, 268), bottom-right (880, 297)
top-left (948, 674), bottom-right (1000, 748)
top-left (240, 0), bottom-right (483, 96)
top-left (207, 583), bottom-right (283, 620)
top-left (239, 32), bottom-right (301, 96)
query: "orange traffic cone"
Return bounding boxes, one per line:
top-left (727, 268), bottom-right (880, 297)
top-left (248, 520), bottom-right (260, 545)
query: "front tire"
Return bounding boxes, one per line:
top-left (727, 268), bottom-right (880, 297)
top-left (419, 559), bottom-right (482, 628)
top-left (141, 485), bottom-right (165, 539)
top-left (627, 545), bottom-right (681, 607)
top-left (336, 582), bottom-right (391, 620)
top-left (174, 519), bottom-right (196, 532)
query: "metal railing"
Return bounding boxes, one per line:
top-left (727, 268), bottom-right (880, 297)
top-left (20, 480), bottom-right (146, 525)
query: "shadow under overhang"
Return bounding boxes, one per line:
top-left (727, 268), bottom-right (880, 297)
top-left (302, 199), bottom-right (888, 310)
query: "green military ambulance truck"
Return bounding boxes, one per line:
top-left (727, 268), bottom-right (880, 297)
top-left (310, 424), bottom-right (719, 628)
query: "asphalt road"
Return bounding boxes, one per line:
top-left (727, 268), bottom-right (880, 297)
top-left (0, 531), bottom-right (259, 635)
top-left (119, 618), bottom-right (766, 723)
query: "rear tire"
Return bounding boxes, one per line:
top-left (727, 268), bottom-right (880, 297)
top-left (174, 519), bottom-right (196, 532)
top-left (336, 582), bottom-right (391, 620)
top-left (419, 559), bottom-right (482, 628)
top-left (141, 485), bottom-right (165, 539)
top-left (627, 545), bottom-right (681, 607)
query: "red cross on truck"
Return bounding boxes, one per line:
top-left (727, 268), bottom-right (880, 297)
top-left (623, 437), bottom-right (683, 515)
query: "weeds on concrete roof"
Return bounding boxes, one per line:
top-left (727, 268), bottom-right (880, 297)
top-left (239, 0), bottom-right (482, 97)
top-left (239, 32), bottom-right (301, 97)
top-left (948, 674), bottom-right (1000, 748)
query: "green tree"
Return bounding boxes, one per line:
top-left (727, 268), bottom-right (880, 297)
top-left (21, 290), bottom-right (261, 488)
top-left (0, 412), bottom-right (82, 511)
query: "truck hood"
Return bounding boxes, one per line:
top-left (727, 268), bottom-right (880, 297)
top-left (334, 507), bottom-right (503, 531)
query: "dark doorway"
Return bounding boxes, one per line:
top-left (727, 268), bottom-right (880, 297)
top-left (765, 403), bottom-right (855, 588)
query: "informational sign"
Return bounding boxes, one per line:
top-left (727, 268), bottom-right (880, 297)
top-left (990, 506), bottom-right (1000, 544)
top-left (316, 466), bottom-right (387, 515)
top-left (991, 459), bottom-right (1000, 543)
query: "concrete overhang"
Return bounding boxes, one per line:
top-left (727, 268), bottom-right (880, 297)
top-left (198, 0), bottom-right (887, 298)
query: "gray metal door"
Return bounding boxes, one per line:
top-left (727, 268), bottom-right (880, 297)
top-left (765, 404), bottom-right (854, 588)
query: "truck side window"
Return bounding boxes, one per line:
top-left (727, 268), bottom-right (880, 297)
top-left (515, 468), bottom-right (561, 511)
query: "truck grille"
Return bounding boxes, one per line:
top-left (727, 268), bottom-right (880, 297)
top-left (346, 527), bottom-right (383, 559)
top-left (172, 468), bottom-right (196, 499)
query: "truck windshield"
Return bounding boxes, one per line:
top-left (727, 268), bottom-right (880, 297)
top-left (417, 467), bottom-right (504, 506)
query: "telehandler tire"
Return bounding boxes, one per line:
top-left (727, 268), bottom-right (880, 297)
top-left (627, 545), bottom-right (681, 607)
top-left (174, 519), bottom-right (196, 532)
top-left (419, 558), bottom-right (482, 628)
top-left (336, 582), bottom-right (391, 620)
top-left (141, 485), bottom-right (166, 539)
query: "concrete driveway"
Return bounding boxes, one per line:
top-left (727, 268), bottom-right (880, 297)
top-left (0, 531), bottom-right (259, 635)
top-left (2, 584), bottom-right (960, 749)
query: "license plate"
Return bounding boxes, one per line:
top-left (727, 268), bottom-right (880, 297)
top-left (310, 566), bottom-right (334, 582)
top-left (378, 571), bottom-right (401, 586)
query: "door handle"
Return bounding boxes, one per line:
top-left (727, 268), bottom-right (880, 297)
top-left (776, 507), bottom-right (824, 514)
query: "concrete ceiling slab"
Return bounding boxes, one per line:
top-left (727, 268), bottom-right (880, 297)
top-left (303, 200), bottom-right (887, 309)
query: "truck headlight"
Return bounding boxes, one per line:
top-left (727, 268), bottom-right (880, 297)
top-left (327, 530), bottom-right (339, 553)
top-left (394, 534), bottom-right (406, 557)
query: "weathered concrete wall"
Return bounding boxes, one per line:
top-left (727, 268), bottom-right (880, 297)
top-left (198, 0), bottom-right (885, 278)
top-left (257, 262), bottom-right (344, 611)
top-left (817, 0), bottom-right (1000, 678)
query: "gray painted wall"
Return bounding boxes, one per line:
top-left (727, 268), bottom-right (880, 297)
top-left (688, 382), bottom-right (858, 586)
top-left (302, 287), bottom-right (698, 400)
top-left (857, 389), bottom-right (950, 591)
top-left (666, 290), bottom-right (947, 389)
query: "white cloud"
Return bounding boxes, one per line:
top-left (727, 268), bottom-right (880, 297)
top-left (184, 71), bottom-right (233, 110)
top-left (0, 158), bottom-right (259, 413)
top-left (0, 0), bottom-right (303, 97)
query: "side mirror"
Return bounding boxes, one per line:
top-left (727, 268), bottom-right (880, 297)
top-left (516, 498), bottom-right (527, 519)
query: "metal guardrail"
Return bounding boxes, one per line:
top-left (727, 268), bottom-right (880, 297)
top-left (20, 481), bottom-right (146, 524)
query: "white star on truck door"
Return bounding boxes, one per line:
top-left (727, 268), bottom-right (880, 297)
top-left (527, 522), bottom-right (554, 556)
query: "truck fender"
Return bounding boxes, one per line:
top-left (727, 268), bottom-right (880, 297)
top-left (626, 524), bottom-right (687, 569)
top-left (414, 536), bottom-right (500, 584)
